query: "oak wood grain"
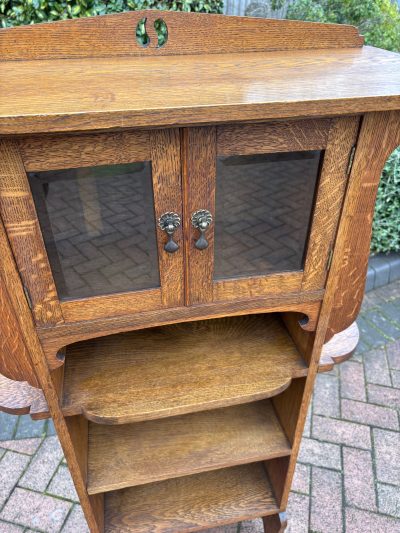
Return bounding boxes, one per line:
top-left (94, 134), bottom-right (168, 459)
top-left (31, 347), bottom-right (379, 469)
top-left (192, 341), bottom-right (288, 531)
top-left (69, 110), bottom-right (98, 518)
top-left (104, 462), bottom-right (279, 532)
top-left (1, 47), bottom-right (400, 135)
top-left (0, 250), bottom-right (40, 387)
top-left (217, 119), bottom-right (332, 155)
top-left (183, 127), bottom-right (216, 305)
top-left (0, 10), bottom-right (363, 62)
top-left (0, 140), bottom-right (63, 325)
top-left (88, 399), bottom-right (291, 495)
top-left (301, 116), bottom-right (360, 291)
top-left (327, 111), bottom-right (400, 339)
top-left (61, 289), bottom-right (162, 323)
top-left (272, 377), bottom-right (306, 446)
top-left (0, 207), bottom-right (103, 531)
top-left (62, 314), bottom-right (308, 424)
top-left (19, 130), bottom-right (150, 172)
top-left (263, 513), bottom-right (288, 533)
top-left (0, 372), bottom-right (47, 416)
top-left (277, 115), bottom-right (396, 512)
top-left (40, 296), bottom-right (323, 368)
top-left (213, 273), bottom-right (303, 303)
top-left (151, 128), bottom-right (185, 308)
top-left (319, 322), bottom-right (359, 373)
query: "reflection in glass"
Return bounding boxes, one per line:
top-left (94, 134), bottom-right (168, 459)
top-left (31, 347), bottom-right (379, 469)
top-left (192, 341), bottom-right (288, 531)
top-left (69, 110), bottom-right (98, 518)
top-left (214, 151), bottom-right (322, 280)
top-left (29, 162), bottom-right (160, 300)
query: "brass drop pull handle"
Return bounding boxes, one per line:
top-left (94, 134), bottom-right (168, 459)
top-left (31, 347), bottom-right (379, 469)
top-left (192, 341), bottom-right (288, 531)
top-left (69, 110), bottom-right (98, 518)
top-left (191, 209), bottom-right (213, 250)
top-left (158, 212), bottom-right (181, 254)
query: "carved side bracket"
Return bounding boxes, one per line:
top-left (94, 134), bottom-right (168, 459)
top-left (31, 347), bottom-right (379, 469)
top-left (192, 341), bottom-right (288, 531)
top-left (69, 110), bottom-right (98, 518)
top-left (319, 322), bottom-right (359, 373)
top-left (0, 372), bottom-right (48, 418)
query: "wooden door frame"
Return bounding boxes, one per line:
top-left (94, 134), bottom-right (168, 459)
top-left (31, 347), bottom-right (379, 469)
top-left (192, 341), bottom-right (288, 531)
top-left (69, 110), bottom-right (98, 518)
top-left (184, 117), bottom-right (360, 306)
top-left (0, 129), bottom-right (184, 325)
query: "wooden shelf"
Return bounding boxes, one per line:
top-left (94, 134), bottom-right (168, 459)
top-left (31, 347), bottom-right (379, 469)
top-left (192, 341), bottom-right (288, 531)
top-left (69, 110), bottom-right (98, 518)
top-left (62, 314), bottom-right (307, 424)
top-left (104, 462), bottom-right (279, 532)
top-left (87, 399), bottom-right (291, 495)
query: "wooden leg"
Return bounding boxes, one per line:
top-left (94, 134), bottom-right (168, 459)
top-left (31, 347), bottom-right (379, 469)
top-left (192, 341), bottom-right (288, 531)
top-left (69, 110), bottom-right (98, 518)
top-left (263, 512), bottom-right (287, 532)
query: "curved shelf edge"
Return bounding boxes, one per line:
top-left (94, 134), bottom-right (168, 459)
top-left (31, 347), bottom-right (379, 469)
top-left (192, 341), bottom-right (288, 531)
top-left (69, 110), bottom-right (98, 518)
top-left (0, 372), bottom-right (49, 418)
top-left (319, 322), bottom-right (359, 373)
top-left (76, 376), bottom-right (300, 426)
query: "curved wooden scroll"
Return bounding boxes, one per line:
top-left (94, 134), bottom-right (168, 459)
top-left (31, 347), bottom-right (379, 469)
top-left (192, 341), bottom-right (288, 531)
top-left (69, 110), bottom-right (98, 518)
top-left (319, 322), bottom-right (359, 372)
top-left (0, 372), bottom-right (47, 417)
top-left (0, 214), bottom-right (41, 388)
top-left (326, 111), bottom-right (400, 340)
top-left (0, 10), bottom-right (363, 62)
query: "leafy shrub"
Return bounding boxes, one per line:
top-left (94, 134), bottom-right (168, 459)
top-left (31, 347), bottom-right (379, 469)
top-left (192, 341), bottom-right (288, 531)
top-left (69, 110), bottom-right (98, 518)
top-left (0, 1), bottom-right (223, 28)
top-left (287, 0), bottom-right (400, 51)
top-left (371, 149), bottom-right (400, 254)
top-left (286, 0), bottom-right (400, 253)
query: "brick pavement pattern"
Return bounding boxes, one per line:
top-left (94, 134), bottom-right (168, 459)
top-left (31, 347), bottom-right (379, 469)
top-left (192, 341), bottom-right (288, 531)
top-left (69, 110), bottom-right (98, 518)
top-left (0, 280), bottom-right (399, 532)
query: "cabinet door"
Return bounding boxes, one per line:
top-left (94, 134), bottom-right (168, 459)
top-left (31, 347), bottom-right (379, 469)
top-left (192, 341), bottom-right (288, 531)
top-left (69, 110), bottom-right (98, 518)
top-left (184, 118), bottom-right (359, 305)
top-left (0, 129), bottom-right (184, 325)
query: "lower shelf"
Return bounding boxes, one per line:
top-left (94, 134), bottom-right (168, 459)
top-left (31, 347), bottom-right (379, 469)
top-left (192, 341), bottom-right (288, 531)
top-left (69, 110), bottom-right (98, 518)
top-left (87, 399), bottom-right (291, 494)
top-left (104, 462), bottom-right (279, 533)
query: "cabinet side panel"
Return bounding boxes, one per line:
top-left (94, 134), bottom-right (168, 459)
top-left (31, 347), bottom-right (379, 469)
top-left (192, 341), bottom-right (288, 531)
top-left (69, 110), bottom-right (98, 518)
top-left (0, 268), bottom-right (40, 388)
top-left (0, 139), bottom-right (63, 326)
top-left (327, 111), bottom-right (400, 338)
top-left (0, 190), bottom-right (104, 532)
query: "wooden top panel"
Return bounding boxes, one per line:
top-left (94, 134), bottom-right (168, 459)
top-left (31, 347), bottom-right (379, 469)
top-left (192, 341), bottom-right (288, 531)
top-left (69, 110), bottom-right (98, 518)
top-left (62, 314), bottom-right (307, 424)
top-left (0, 10), bottom-right (363, 61)
top-left (1, 46), bottom-right (399, 134)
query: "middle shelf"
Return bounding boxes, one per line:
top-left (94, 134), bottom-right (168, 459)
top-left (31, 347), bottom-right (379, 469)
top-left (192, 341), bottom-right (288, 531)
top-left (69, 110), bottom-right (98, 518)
top-left (61, 313), bottom-right (308, 424)
top-left (87, 398), bottom-right (291, 494)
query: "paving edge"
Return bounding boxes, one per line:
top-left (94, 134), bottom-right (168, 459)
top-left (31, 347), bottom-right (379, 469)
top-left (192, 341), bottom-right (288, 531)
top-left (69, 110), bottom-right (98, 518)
top-left (366, 253), bottom-right (400, 292)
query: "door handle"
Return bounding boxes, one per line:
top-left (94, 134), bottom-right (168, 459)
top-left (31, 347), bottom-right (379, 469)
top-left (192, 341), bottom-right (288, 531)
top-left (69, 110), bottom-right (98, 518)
top-left (158, 212), bottom-right (181, 253)
top-left (191, 209), bottom-right (213, 250)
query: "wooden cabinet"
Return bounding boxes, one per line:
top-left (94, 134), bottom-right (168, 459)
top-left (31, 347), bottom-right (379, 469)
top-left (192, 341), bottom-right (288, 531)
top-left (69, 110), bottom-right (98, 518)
top-left (0, 9), bottom-right (399, 533)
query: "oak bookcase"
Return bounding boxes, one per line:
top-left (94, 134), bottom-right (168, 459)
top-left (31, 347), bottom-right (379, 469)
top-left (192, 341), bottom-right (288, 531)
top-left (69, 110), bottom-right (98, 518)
top-left (0, 9), bottom-right (399, 532)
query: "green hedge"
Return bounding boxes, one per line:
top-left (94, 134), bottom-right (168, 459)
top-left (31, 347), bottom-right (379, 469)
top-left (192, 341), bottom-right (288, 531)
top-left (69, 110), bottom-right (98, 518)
top-left (371, 148), bottom-right (400, 254)
top-left (0, 1), bottom-right (223, 27)
top-left (286, 0), bottom-right (400, 254)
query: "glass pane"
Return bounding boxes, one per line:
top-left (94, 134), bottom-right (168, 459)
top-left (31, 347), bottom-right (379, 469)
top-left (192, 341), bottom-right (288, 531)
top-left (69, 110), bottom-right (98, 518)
top-left (29, 162), bottom-right (160, 300)
top-left (214, 151), bottom-right (322, 280)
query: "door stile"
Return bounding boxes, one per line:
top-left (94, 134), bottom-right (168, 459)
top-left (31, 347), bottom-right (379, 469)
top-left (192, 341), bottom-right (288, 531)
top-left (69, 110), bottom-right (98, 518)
top-left (182, 127), bottom-right (216, 306)
top-left (150, 129), bottom-right (185, 308)
top-left (301, 116), bottom-right (360, 291)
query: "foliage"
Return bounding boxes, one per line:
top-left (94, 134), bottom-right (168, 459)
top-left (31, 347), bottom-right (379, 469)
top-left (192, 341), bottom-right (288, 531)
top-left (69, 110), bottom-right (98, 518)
top-left (0, 0), bottom-right (223, 27)
top-left (371, 148), bottom-right (400, 254)
top-left (286, 0), bottom-right (400, 51)
top-left (287, 0), bottom-right (400, 254)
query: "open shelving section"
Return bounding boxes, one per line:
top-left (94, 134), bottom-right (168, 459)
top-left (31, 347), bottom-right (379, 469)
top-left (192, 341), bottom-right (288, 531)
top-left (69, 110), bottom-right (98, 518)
top-left (60, 312), bottom-right (308, 531)
top-left (61, 314), bottom-right (308, 424)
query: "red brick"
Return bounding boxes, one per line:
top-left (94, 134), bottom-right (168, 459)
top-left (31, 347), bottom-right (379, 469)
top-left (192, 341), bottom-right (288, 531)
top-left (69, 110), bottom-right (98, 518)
top-left (340, 361), bottom-right (366, 401)
top-left (312, 416), bottom-right (371, 449)
top-left (346, 508), bottom-right (400, 533)
top-left (343, 448), bottom-right (377, 510)
top-left (311, 467), bottom-right (342, 533)
top-left (341, 398), bottom-right (399, 430)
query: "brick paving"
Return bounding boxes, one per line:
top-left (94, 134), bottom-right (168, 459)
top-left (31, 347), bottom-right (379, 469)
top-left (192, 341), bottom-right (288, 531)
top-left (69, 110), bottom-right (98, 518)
top-left (0, 280), bottom-right (399, 532)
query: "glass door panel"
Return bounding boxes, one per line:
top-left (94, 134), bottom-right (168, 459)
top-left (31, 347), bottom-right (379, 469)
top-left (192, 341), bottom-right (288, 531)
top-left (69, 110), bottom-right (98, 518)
top-left (28, 161), bottom-right (159, 300)
top-left (214, 151), bottom-right (322, 281)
